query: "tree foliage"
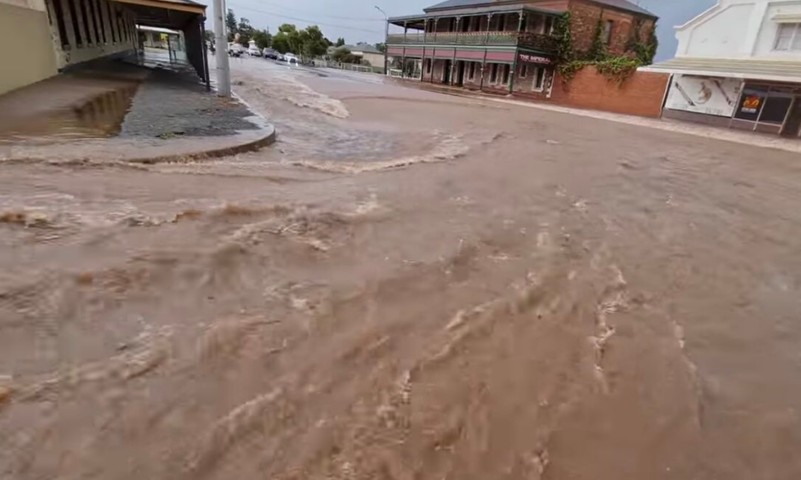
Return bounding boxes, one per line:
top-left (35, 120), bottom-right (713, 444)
top-left (555, 11), bottom-right (659, 84)
top-left (335, 37), bottom-right (345, 47)
top-left (224, 9), bottom-right (272, 49)
top-left (225, 9), bottom-right (237, 41)
top-left (272, 24), bottom-right (330, 59)
top-left (252, 30), bottom-right (273, 50)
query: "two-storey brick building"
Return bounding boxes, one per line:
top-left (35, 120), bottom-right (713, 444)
top-left (386, 0), bottom-right (657, 98)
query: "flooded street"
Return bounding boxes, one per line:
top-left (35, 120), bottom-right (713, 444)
top-left (2, 59), bottom-right (801, 480)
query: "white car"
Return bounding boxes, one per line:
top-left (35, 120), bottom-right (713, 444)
top-left (247, 46), bottom-right (262, 57)
top-left (283, 54), bottom-right (299, 67)
top-left (228, 42), bottom-right (244, 57)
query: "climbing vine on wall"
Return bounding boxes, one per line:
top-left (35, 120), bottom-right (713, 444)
top-left (555, 11), bottom-right (658, 85)
top-left (554, 12), bottom-right (574, 64)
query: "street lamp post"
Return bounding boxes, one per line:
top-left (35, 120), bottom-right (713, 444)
top-left (375, 5), bottom-right (389, 75)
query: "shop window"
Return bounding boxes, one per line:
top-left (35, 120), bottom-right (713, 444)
top-left (520, 64), bottom-right (528, 79)
top-left (469, 62), bottom-right (476, 80)
top-left (734, 86), bottom-right (767, 122)
top-left (67, 0), bottom-right (83, 46)
top-left (775, 23), bottom-right (801, 51)
top-left (50, 0), bottom-right (70, 47)
top-left (80, 0), bottom-right (93, 43)
top-left (425, 59), bottom-right (431, 74)
top-left (760, 94), bottom-right (793, 124)
top-left (89, 0), bottom-right (102, 44)
top-left (489, 64), bottom-right (498, 83)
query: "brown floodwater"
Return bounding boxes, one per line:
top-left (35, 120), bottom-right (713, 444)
top-left (0, 60), bottom-right (800, 480)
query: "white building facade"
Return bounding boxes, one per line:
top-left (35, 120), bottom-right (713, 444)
top-left (645, 0), bottom-right (801, 137)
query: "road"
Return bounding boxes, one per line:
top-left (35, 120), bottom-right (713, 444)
top-left (1, 58), bottom-right (801, 480)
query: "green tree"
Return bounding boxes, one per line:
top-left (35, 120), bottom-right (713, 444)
top-left (252, 29), bottom-right (272, 50)
top-left (272, 34), bottom-right (290, 54)
top-left (335, 37), bottom-right (345, 47)
top-left (225, 9), bottom-right (237, 41)
top-left (237, 17), bottom-right (256, 46)
top-left (298, 25), bottom-right (328, 59)
top-left (375, 43), bottom-right (386, 53)
top-left (331, 47), bottom-right (358, 63)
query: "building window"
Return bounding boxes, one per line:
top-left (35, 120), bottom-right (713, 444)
top-left (469, 62), bottom-right (476, 80)
top-left (602, 20), bottom-right (614, 45)
top-left (520, 64), bottom-right (528, 79)
top-left (775, 23), bottom-right (801, 51)
top-left (490, 63), bottom-right (498, 83)
top-left (425, 59), bottom-right (431, 74)
top-left (544, 16), bottom-right (555, 35)
top-left (534, 67), bottom-right (545, 91)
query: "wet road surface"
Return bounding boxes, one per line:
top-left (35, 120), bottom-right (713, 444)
top-left (1, 59), bottom-right (801, 480)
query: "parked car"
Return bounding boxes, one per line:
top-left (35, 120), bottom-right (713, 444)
top-left (283, 54), bottom-right (299, 67)
top-left (247, 45), bottom-right (262, 57)
top-left (228, 42), bottom-right (244, 57)
top-left (262, 48), bottom-right (279, 60)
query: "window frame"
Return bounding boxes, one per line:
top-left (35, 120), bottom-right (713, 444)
top-left (602, 20), bottom-right (614, 45)
top-left (520, 63), bottom-right (528, 79)
top-left (775, 23), bottom-right (801, 51)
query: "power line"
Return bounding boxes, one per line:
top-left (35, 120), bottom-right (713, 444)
top-left (234, 0), bottom-right (383, 22)
top-left (226, 2), bottom-right (385, 35)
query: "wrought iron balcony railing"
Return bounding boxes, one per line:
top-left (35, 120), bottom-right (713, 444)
top-left (387, 31), bottom-right (558, 53)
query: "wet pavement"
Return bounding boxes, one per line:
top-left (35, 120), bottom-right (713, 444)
top-left (1, 58), bottom-right (801, 480)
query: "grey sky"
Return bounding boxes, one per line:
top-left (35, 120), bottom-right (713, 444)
top-left (217, 0), bottom-right (716, 61)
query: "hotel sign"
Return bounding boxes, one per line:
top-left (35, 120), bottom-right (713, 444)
top-left (518, 54), bottom-right (551, 65)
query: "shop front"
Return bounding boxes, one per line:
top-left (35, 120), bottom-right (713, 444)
top-left (643, 58), bottom-right (801, 138)
top-left (730, 83), bottom-right (801, 137)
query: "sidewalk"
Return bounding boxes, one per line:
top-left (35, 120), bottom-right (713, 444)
top-left (0, 59), bottom-right (275, 163)
top-left (403, 80), bottom-right (801, 155)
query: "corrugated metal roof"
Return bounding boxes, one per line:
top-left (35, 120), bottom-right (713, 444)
top-left (389, 4), bottom-right (561, 25)
top-left (425, 0), bottom-right (654, 17)
top-left (641, 57), bottom-right (801, 83)
top-left (590, 0), bottom-right (654, 17)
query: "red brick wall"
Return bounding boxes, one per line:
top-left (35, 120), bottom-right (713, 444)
top-left (568, 0), bottom-right (656, 57)
top-left (549, 66), bottom-right (668, 117)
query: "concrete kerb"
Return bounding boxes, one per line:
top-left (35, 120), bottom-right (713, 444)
top-left (0, 88), bottom-right (276, 165)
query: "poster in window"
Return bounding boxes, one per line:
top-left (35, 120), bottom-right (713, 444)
top-left (734, 86), bottom-right (767, 122)
top-left (665, 75), bottom-right (742, 117)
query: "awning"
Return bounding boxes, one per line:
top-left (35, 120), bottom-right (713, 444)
top-left (113, 0), bottom-right (206, 29)
top-left (640, 57), bottom-right (801, 83)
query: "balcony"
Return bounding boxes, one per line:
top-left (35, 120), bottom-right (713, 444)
top-left (386, 31), bottom-right (558, 54)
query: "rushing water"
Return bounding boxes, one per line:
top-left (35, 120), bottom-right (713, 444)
top-left (1, 59), bottom-right (800, 480)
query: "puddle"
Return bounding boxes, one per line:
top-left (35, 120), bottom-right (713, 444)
top-left (0, 85), bottom-right (139, 144)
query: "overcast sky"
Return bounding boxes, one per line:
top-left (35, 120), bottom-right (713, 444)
top-left (215, 0), bottom-right (717, 61)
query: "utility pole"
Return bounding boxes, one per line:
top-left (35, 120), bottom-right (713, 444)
top-left (213, 0), bottom-right (231, 96)
top-left (375, 5), bottom-right (388, 75)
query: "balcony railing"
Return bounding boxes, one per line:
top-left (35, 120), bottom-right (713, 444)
top-left (387, 31), bottom-right (558, 53)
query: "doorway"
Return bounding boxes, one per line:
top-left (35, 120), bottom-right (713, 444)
top-left (781, 96), bottom-right (801, 137)
top-left (455, 61), bottom-right (466, 86)
top-left (442, 59), bottom-right (452, 84)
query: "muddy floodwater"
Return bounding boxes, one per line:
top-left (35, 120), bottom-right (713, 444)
top-left (1, 59), bottom-right (801, 480)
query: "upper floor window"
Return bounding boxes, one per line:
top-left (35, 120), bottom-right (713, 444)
top-left (775, 23), bottom-right (801, 51)
top-left (602, 20), bottom-right (614, 45)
